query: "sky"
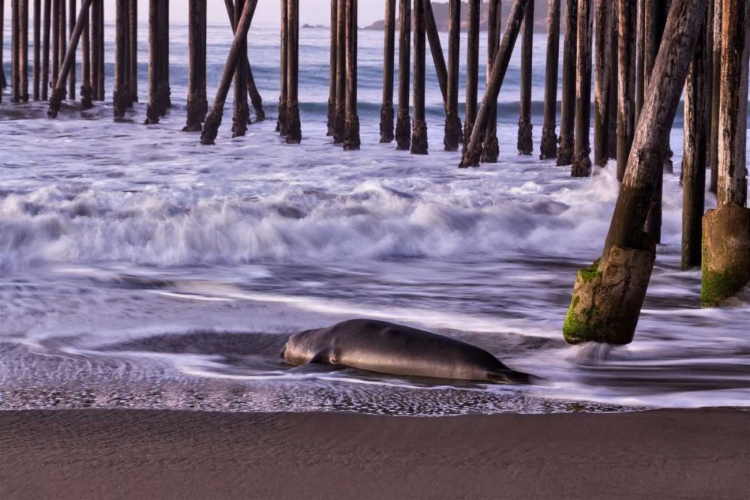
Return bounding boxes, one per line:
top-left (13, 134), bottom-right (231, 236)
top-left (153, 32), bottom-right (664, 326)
top-left (3, 1), bottom-right (387, 28)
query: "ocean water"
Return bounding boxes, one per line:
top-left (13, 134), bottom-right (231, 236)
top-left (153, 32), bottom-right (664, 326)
top-left (1, 23), bottom-right (749, 415)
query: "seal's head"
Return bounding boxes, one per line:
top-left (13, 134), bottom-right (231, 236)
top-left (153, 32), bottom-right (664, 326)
top-left (281, 329), bottom-right (324, 366)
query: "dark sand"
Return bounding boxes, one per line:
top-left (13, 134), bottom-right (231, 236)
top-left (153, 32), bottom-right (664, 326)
top-left (1, 409), bottom-right (749, 500)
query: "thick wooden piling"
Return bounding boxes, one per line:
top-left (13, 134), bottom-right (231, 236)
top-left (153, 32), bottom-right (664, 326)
top-left (89, 0), bottom-right (98, 100)
top-left (517, 0), bottom-right (534, 156)
top-left (51, 0), bottom-right (59, 92)
top-left (463, 0), bottom-right (480, 150)
top-left (198, 0), bottom-right (208, 122)
top-left (460, 0), bottom-right (530, 167)
top-left (0, 1), bottom-right (5, 102)
top-left (21, 0), bottom-right (30, 101)
top-left (379, 0), bottom-right (396, 143)
top-left (681, 8), bottom-right (709, 270)
top-left (11, 0), bottom-right (19, 102)
top-left (411, 0), bottom-right (428, 154)
top-left (113, 0), bottom-right (127, 117)
top-left (201, 0), bottom-right (259, 145)
top-left (233, 0), bottom-right (250, 138)
top-left (709, 0), bottom-right (721, 193)
top-left (58, 0), bottom-right (65, 98)
top-left (444, 0), bottom-right (462, 151)
top-left (571, 0), bottom-right (593, 177)
top-left (68, 0), bottom-right (75, 100)
top-left (635, 0), bottom-right (644, 121)
top-left (557, 0), bottom-right (578, 165)
top-left (33, 0), bottom-right (41, 99)
top-left (129, 0), bottom-right (137, 103)
top-left (224, 0), bottom-right (265, 124)
top-left (332, 0), bottom-right (346, 143)
top-left (607, 14), bottom-right (618, 160)
top-left (144, 0), bottom-right (160, 124)
top-left (593, 0), bottom-right (612, 167)
top-left (617, 0), bottom-right (637, 181)
top-left (287, 0), bottom-right (302, 144)
top-left (42, 0), bottom-right (50, 100)
top-left (424, 0), bottom-right (448, 107)
top-left (48, 0), bottom-right (92, 117)
top-left (159, 0), bottom-right (170, 112)
top-left (395, 0), bottom-right (411, 150)
top-left (343, 0), bottom-right (359, 150)
top-left (328, 0), bottom-right (338, 136)
top-left (564, 0), bottom-right (709, 344)
top-left (80, 0), bottom-right (91, 109)
top-left (97, 0), bottom-right (104, 100)
top-left (277, 0), bottom-right (289, 135)
top-left (185, 0), bottom-right (206, 132)
top-left (540, 0), bottom-right (561, 160)
top-left (482, 0), bottom-right (501, 162)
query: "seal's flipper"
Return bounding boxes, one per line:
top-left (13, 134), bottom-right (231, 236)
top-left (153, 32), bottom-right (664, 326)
top-left (488, 370), bottom-right (535, 385)
top-left (309, 351), bottom-right (330, 365)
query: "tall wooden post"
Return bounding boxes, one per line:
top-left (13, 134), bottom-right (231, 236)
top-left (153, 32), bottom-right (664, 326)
top-left (343, 0), bottom-right (359, 150)
top-left (571, 0), bottom-right (593, 177)
top-left (564, 0), bottom-right (709, 345)
top-left (557, 0), bottom-right (578, 165)
top-left (277, 0), bottom-right (289, 135)
top-left (709, 0), bottom-right (721, 193)
top-left (395, 0), bottom-right (411, 150)
top-left (129, 0), bottom-right (137, 103)
top-left (97, 0), bottom-right (104, 100)
top-left (198, 0), bottom-right (207, 122)
top-left (159, 0), bottom-right (170, 112)
top-left (444, 0), bottom-right (462, 151)
top-left (48, 0), bottom-right (92, 116)
top-left (58, 0), bottom-right (66, 98)
top-left (287, 0), bottom-right (302, 144)
top-left (540, 0), bottom-right (561, 160)
top-left (380, 0), bottom-right (395, 143)
top-left (113, 0), bottom-right (127, 118)
top-left (81, 0), bottom-right (91, 109)
top-left (332, 0), bottom-right (346, 143)
top-left (185, 0), bottom-right (205, 131)
top-left (68, 0), bottom-right (75, 99)
top-left (593, 0), bottom-right (612, 166)
top-left (90, 0), bottom-right (99, 100)
top-left (702, 0), bottom-right (750, 306)
top-left (463, 0), bottom-right (480, 150)
top-left (201, 0), bottom-right (259, 145)
top-left (460, 0), bottom-right (531, 167)
top-left (0, 0), bottom-right (5, 102)
top-left (51, 0), bottom-right (59, 93)
top-left (411, 0), bottom-right (428, 154)
top-left (635, 0), bottom-right (644, 122)
top-left (517, 0), bottom-right (534, 155)
top-left (11, 0), bottom-right (19, 102)
top-left (681, 7), bottom-right (709, 270)
top-left (424, 0), bottom-right (448, 107)
top-left (607, 13), bottom-right (618, 160)
top-left (33, 0), bottom-right (41, 99)
top-left (482, 0), bottom-right (501, 162)
top-left (42, 0), bottom-right (50, 100)
top-left (617, 0), bottom-right (637, 181)
top-left (223, 0), bottom-right (264, 124)
top-left (144, 0), bottom-right (160, 123)
top-left (21, 0), bottom-right (30, 101)
top-left (233, 0), bottom-right (250, 137)
top-left (327, 0), bottom-right (338, 136)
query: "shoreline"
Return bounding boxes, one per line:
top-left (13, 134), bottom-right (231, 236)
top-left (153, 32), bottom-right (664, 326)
top-left (2, 408), bottom-right (749, 499)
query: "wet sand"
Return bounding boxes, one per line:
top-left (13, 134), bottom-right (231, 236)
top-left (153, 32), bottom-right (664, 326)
top-left (1, 409), bottom-right (749, 499)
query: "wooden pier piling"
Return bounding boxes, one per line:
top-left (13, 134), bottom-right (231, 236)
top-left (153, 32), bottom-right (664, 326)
top-left (463, 0), bottom-right (480, 151)
top-left (444, 0), bottom-right (462, 151)
top-left (379, 0), bottom-right (395, 143)
top-left (557, 0), bottom-right (578, 165)
top-left (328, 0), bottom-right (338, 136)
top-left (411, 0), bottom-right (428, 154)
top-left (540, 0), bottom-right (561, 160)
top-left (593, 0), bottom-right (613, 167)
top-left (114, 0), bottom-right (129, 118)
top-left (0, 0), bottom-right (5, 103)
top-left (287, 0), bottom-right (302, 144)
top-left (42, 0), bottom-right (50, 100)
top-left (277, 0), bottom-right (289, 135)
top-left (160, 0), bottom-right (171, 112)
top-left (395, 0), bottom-right (411, 150)
top-left (617, 0), bottom-right (637, 181)
top-left (33, 0), bottom-right (41, 100)
top-left (517, 0), bottom-right (534, 156)
top-left (51, 0), bottom-right (59, 93)
top-left (709, 0), bottom-right (721, 193)
top-left (129, 0), bottom-right (138, 103)
top-left (145, 0), bottom-right (161, 123)
top-left (11, 0), bottom-right (19, 102)
top-left (343, 0), bottom-right (359, 150)
top-left (571, 0), bottom-right (593, 177)
top-left (81, 0), bottom-right (91, 109)
top-left (90, 0), bottom-right (99, 100)
top-left (424, 0), bottom-right (448, 108)
top-left (185, 0), bottom-right (207, 132)
top-left (68, 0), bottom-right (75, 100)
top-left (482, 0), bottom-right (501, 163)
top-left (233, 0), bottom-right (250, 138)
top-left (224, 0), bottom-right (265, 124)
top-left (48, 0), bottom-right (92, 117)
top-left (21, 0), bottom-right (30, 102)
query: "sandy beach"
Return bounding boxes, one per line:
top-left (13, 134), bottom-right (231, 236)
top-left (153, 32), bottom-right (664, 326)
top-left (1, 408), bottom-right (749, 499)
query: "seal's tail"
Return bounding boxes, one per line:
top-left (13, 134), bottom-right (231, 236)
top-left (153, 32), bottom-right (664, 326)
top-left (488, 369), bottom-right (539, 385)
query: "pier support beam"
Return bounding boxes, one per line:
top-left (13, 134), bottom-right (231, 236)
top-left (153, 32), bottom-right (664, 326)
top-left (90, 0), bottom-right (99, 100)
top-left (185, 0), bottom-right (207, 132)
top-left (286, 0), bottom-right (302, 144)
top-left (0, 0), bottom-right (4, 101)
top-left (482, 0), bottom-right (501, 162)
top-left (563, 0), bottom-right (709, 344)
top-left (11, 0), bottom-right (19, 102)
top-left (424, 0), bottom-right (448, 108)
top-left (617, 0), bottom-right (637, 181)
top-left (232, 0), bottom-right (250, 138)
top-left (48, 0), bottom-right (92, 117)
top-left (328, 0), bottom-right (338, 136)
top-left (201, 0), bottom-right (259, 145)
top-left (411, 0), bottom-right (428, 154)
top-left (113, 0), bottom-right (128, 118)
top-left (224, 0), bottom-right (265, 124)
top-left (444, 0), bottom-right (462, 151)
top-left (42, 0), bottom-right (50, 101)
top-left (159, 0), bottom-right (170, 112)
top-left (459, 0), bottom-right (530, 167)
top-left (702, 0), bottom-right (750, 305)
top-left (80, 1), bottom-right (92, 109)
top-left (517, 0), bottom-right (534, 156)
top-left (379, 0), bottom-right (395, 143)
top-left (395, 0), bottom-right (411, 150)
top-left (68, 0), bottom-right (75, 100)
top-left (277, 0), bottom-right (289, 135)
top-left (343, 0), bottom-right (359, 150)
top-left (51, 0), bottom-right (59, 94)
top-left (129, 0), bottom-right (137, 103)
top-left (593, 0), bottom-right (613, 167)
top-left (571, 0), bottom-right (593, 177)
top-left (33, 0), bottom-right (41, 99)
top-left (709, 0), bottom-right (722, 194)
top-left (540, 0), bottom-right (561, 160)
top-left (557, 0), bottom-right (577, 165)
top-left (145, 0), bottom-right (161, 123)
top-left (463, 0), bottom-right (480, 151)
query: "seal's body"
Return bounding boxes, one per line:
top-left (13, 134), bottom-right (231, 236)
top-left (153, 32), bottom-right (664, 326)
top-left (282, 319), bottom-right (532, 384)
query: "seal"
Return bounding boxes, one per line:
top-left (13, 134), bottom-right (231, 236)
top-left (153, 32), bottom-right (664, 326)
top-left (281, 319), bottom-right (533, 384)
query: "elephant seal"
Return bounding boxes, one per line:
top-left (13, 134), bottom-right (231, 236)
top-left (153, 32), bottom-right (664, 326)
top-left (281, 319), bottom-right (533, 384)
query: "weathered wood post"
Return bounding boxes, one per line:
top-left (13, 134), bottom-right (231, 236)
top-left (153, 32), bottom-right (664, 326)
top-left (33, 0), bottom-right (41, 99)
top-left (557, 0), bottom-right (578, 165)
top-left (113, 0), bottom-right (128, 117)
top-left (424, 0), bottom-right (448, 107)
top-left (395, 0), bottom-right (411, 150)
top-left (635, 0), bottom-right (644, 121)
top-left (709, 0), bottom-right (721, 193)
top-left (517, 0), bottom-right (534, 155)
top-left (332, 0), bottom-right (346, 143)
top-left (97, 0), bottom-right (104, 100)
top-left (571, 0), bottom-right (593, 177)
top-left (159, 0), bottom-right (170, 113)
top-left (277, 0), bottom-right (289, 135)
top-left (42, 0), bottom-right (50, 100)
top-left (58, 0), bottom-right (65, 98)
top-left (681, 7), bottom-right (709, 270)
top-left (379, 0), bottom-right (395, 143)
top-left (48, 0), bottom-right (92, 116)
top-left (21, 0), bottom-right (30, 101)
top-left (68, 0), bottom-right (75, 100)
top-left (460, 0), bottom-right (531, 167)
top-left (0, 0), bottom-right (4, 101)
top-left (198, 0), bottom-right (208, 121)
top-left (482, 0), bottom-right (501, 162)
top-left (540, 0), bottom-right (561, 160)
top-left (144, 0), bottom-right (161, 123)
top-left (51, 0), bottom-right (59, 92)
top-left (11, 0), bottom-right (19, 102)
top-left (129, 0), bottom-right (137, 103)
top-left (593, 0), bottom-right (612, 166)
top-left (411, 0), bottom-right (428, 154)
top-left (90, 0), bottom-right (99, 100)
top-left (80, 0), bottom-right (91, 109)
top-left (200, 0), bottom-right (259, 145)
top-left (607, 13), bottom-right (618, 160)
top-left (343, 0), bottom-right (360, 150)
top-left (327, 0), bottom-right (338, 136)
top-left (184, 0), bottom-right (205, 132)
top-left (444, 0), bottom-right (462, 151)
top-left (702, 0), bottom-right (750, 305)
top-left (463, 0), bottom-right (480, 150)
top-left (616, 0), bottom-right (636, 181)
top-left (563, 0), bottom-right (709, 345)
top-left (233, 0), bottom-right (250, 138)
top-left (287, 0), bottom-right (302, 144)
